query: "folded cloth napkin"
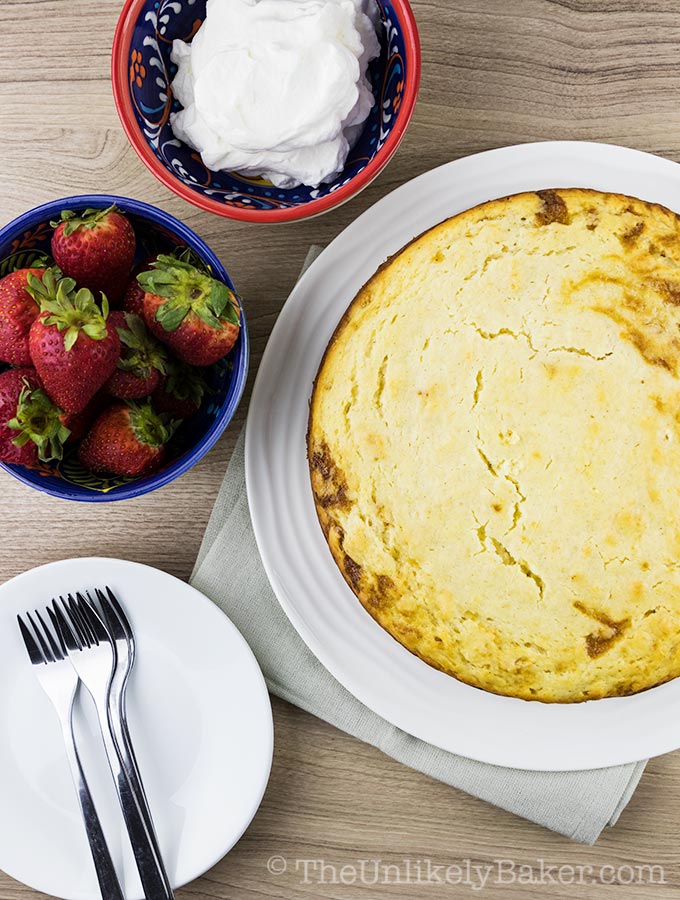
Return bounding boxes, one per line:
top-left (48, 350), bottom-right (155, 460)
top-left (190, 249), bottom-right (647, 845)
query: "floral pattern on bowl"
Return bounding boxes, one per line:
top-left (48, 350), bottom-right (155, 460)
top-left (123, 0), bottom-right (411, 214)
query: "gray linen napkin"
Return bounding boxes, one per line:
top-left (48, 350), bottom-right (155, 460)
top-left (190, 250), bottom-right (647, 845)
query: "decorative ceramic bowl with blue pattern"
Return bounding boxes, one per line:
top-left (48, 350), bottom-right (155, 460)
top-left (112, 0), bottom-right (420, 222)
top-left (0, 195), bottom-right (248, 502)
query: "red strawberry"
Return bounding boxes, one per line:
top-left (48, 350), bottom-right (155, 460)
top-left (51, 205), bottom-right (136, 304)
top-left (137, 255), bottom-right (240, 366)
top-left (62, 392), bottom-right (106, 443)
top-left (106, 312), bottom-right (167, 400)
top-left (151, 358), bottom-right (209, 419)
top-left (0, 268), bottom-right (44, 365)
top-left (29, 276), bottom-right (121, 415)
top-left (123, 255), bottom-right (158, 317)
top-left (122, 276), bottom-right (146, 317)
top-left (78, 400), bottom-right (175, 476)
top-left (0, 368), bottom-right (70, 465)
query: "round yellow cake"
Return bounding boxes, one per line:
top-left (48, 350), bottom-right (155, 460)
top-left (308, 188), bottom-right (680, 702)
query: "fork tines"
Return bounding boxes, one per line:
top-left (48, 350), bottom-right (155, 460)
top-left (19, 589), bottom-right (123, 663)
top-left (17, 610), bottom-right (66, 665)
top-left (98, 587), bottom-right (132, 639)
top-left (52, 593), bottom-right (108, 651)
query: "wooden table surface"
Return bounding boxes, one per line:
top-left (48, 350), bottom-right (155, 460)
top-left (2, 1), bottom-right (680, 897)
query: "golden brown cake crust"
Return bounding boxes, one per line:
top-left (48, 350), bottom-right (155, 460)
top-left (308, 188), bottom-right (680, 702)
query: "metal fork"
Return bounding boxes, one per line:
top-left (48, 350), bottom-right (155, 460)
top-left (17, 611), bottom-right (124, 900)
top-left (94, 587), bottom-right (173, 900)
top-left (53, 594), bottom-right (174, 900)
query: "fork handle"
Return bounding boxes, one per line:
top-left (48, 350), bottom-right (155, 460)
top-left (59, 718), bottom-right (125, 900)
top-left (93, 696), bottom-right (174, 900)
top-left (113, 692), bottom-right (174, 899)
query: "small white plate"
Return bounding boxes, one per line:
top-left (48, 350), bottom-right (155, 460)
top-left (0, 557), bottom-right (273, 900)
top-left (246, 141), bottom-right (680, 771)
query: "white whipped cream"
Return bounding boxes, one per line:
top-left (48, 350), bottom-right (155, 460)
top-left (170, 0), bottom-right (380, 189)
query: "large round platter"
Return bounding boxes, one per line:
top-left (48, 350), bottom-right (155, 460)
top-left (246, 141), bottom-right (680, 770)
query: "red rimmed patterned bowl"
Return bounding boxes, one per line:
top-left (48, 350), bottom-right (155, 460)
top-left (111, 0), bottom-right (420, 223)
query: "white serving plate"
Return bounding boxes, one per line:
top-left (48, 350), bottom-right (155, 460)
top-left (246, 141), bottom-right (680, 771)
top-left (0, 558), bottom-right (273, 900)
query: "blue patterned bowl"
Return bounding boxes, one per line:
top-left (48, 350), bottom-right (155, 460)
top-left (112, 0), bottom-right (420, 223)
top-left (0, 195), bottom-right (248, 502)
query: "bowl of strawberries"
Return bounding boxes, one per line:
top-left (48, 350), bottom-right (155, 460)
top-left (0, 194), bottom-right (248, 501)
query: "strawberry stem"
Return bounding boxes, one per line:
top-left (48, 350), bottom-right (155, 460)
top-left (137, 255), bottom-right (240, 333)
top-left (127, 400), bottom-right (177, 448)
top-left (116, 314), bottom-right (167, 378)
top-left (49, 204), bottom-right (121, 237)
top-left (7, 382), bottom-right (70, 462)
top-left (25, 267), bottom-right (75, 310)
top-left (29, 270), bottom-right (110, 351)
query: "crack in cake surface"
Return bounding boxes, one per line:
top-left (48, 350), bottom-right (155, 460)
top-left (309, 188), bottom-right (680, 702)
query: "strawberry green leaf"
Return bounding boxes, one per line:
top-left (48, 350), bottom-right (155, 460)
top-left (138, 269), bottom-right (176, 286)
top-left (74, 288), bottom-right (93, 311)
top-left (137, 254), bottom-right (242, 335)
top-left (82, 322), bottom-right (108, 340)
top-left (195, 307), bottom-right (224, 330)
top-left (64, 326), bottom-right (80, 351)
top-left (8, 384), bottom-right (70, 462)
top-left (51, 204), bottom-right (120, 237)
top-left (38, 277), bottom-right (110, 349)
top-left (207, 281), bottom-right (230, 318)
top-left (127, 400), bottom-right (172, 448)
top-left (155, 304), bottom-right (189, 332)
top-left (221, 298), bottom-right (240, 327)
top-left (116, 315), bottom-right (167, 377)
top-left (25, 268), bottom-right (75, 309)
top-left (9, 429), bottom-right (32, 448)
top-left (173, 246), bottom-right (211, 275)
top-left (117, 314), bottom-right (146, 350)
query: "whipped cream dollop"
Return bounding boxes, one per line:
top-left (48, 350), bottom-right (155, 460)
top-left (170, 0), bottom-right (380, 189)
